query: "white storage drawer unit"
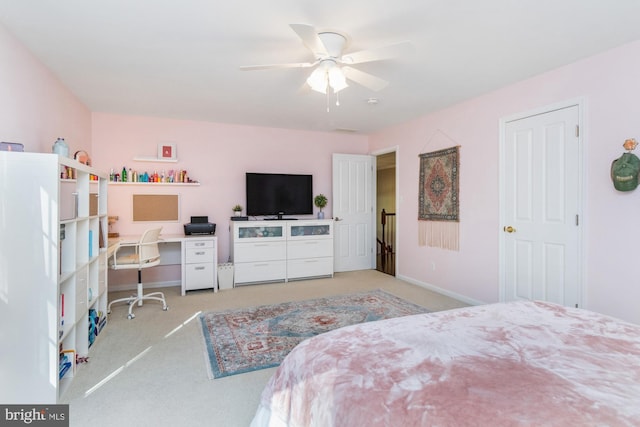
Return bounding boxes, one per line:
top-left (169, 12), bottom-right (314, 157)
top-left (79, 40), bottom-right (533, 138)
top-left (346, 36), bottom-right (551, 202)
top-left (286, 221), bottom-right (333, 280)
top-left (230, 219), bottom-right (334, 285)
top-left (183, 237), bottom-right (217, 292)
top-left (231, 222), bottom-right (288, 286)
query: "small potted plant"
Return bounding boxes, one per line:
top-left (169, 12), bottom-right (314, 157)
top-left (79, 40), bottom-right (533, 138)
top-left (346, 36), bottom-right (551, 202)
top-left (232, 204), bottom-right (243, 217)
top-left (314, 194), bottom-right (328, 219)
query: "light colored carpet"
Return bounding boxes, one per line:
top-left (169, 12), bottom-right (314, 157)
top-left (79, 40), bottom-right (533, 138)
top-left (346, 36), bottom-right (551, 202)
top-left (62, 270), bottom-right (467, 427)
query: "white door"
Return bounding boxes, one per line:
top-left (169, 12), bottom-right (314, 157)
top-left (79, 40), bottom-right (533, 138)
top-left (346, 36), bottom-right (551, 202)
top-left (501, 104), bottom-right (582, 307)
top-left (332, 153), bottom-right (375, 272)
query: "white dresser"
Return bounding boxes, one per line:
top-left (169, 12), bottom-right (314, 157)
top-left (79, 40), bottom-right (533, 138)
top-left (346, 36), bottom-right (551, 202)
top-left (230, 219), bottom-right (333, 286)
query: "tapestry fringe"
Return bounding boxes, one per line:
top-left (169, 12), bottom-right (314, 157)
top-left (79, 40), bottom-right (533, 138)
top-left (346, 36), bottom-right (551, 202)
top-left (419, 220), bottom-right (459, 251)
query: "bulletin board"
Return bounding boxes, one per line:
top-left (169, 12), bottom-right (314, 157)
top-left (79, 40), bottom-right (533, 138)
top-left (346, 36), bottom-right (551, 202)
top-left (132, 194), bottom-right (180, 222)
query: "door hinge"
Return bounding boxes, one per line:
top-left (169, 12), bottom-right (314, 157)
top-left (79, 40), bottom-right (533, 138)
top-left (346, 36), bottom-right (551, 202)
top-left (575, 214), bottom-right (579, 226)
top-left (575, 125), bottom-right (580, 137)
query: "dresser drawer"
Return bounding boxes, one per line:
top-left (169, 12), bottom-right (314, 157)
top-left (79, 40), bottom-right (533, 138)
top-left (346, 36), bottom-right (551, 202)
top-left (287, 257), bottom-right (333, 280)
top-left (185, 247), bottom-right (214, 264)
top-left (234, 241), bottom-right (286, 263)
top-left (185, 239), bottom-right (214, 250)
top-left (185, 262), bottom-right (215, 291)
top-left (287, 239), bottom-right (333, 260)
top-left (235, 260), bottom-right (286, 284)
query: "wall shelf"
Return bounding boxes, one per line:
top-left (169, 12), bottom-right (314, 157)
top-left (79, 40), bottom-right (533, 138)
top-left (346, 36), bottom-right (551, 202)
top-left (132, 156), bottom-right (178, 163)
top-left (108, 181), bottom-right (199, 186)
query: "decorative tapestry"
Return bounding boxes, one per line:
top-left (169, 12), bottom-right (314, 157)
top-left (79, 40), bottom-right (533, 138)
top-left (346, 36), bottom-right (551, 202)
top-left (418, 146), bottom-right (460, 250)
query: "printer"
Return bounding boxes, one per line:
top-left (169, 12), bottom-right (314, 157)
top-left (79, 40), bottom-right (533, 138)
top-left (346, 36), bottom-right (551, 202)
top-left (184, 216), bottom-right (216, 235)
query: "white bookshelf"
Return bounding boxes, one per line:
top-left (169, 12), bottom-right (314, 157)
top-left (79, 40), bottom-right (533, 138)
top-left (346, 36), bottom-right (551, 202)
top-left (0, 152), bottom-right (108, 403)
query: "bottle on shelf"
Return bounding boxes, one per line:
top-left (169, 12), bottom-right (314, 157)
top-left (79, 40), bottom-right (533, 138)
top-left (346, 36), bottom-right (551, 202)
top-left (52, 138), bottom-right (69, 157)
top-left (121, 166), bottom-right (127, 182)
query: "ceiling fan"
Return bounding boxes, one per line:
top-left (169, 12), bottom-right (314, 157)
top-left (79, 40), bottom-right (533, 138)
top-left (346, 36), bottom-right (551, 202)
top-left (240, 24), bottom-right (414, 96)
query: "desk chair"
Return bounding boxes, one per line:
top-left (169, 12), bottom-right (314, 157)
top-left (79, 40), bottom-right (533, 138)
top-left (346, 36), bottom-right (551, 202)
top-left (107, 227), bottom-right (168, 319)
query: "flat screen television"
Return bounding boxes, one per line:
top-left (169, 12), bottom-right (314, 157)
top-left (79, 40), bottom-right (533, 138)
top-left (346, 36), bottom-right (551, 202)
top-left (246, 172), bottom-right (313, 219)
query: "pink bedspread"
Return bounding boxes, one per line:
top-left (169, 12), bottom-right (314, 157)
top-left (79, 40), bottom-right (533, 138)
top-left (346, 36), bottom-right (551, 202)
top-left (251, 300), bottom-right (640, 427)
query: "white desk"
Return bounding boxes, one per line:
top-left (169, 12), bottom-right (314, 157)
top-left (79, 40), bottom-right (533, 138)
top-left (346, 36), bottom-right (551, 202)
top-left (108, 233), bottom-right (217, 295)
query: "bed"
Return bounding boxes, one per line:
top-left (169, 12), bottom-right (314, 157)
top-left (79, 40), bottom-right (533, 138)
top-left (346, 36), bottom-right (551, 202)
top-left (250, 300), bottom-right (640, 427)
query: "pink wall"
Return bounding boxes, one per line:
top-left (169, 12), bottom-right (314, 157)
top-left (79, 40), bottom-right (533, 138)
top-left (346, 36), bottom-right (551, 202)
top-left (370, 40), bottom-right (640, 324)
top-left (91, 113), bottom-right (369, 265)
top-left (0, 24), bottom-right (91, 154)
top-left (4, 17), bottom-right (639, 323)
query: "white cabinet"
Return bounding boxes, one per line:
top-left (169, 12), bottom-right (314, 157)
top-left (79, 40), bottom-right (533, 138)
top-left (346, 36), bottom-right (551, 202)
top-left (231, 222), bottom-right (287, 285)
top-left (182, 236), bottom-right (217, 293)
top-left (0, 152), bottom-right (108, 404)
top-left (287, 221), bottom-right (334, 280)
top-left (230, 220), bottom-right (333, 286)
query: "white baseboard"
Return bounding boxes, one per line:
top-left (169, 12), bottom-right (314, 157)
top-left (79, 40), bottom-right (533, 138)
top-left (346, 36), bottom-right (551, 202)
top-left (396, 274), bottom-right (486, 307)
top-left (108, 280), bottom-right (180, 293)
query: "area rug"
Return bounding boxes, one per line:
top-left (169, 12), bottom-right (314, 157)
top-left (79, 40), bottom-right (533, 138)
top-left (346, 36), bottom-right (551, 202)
top-left (199, 289), bottom-right (429, 379)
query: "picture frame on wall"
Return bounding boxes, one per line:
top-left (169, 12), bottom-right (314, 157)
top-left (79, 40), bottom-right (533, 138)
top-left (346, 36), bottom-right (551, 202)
top-left (158, 143), bottom-right (177, 160)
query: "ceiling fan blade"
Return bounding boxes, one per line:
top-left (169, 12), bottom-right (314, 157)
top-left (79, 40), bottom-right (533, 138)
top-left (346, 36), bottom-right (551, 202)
top-left (240, 61), bottom-right (318, 71)
top-left (342, 66), bottom-right (389, 91)
top-left (289, 24), bottom-right (329, 57)
top-left (341, 41), bottom-right (414, 64)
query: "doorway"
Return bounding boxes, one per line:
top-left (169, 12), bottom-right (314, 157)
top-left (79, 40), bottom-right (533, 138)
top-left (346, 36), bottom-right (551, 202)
top-left (376, 150), bottom-right (397, 276)
top-left (499, 102), bottom-right (583, 307)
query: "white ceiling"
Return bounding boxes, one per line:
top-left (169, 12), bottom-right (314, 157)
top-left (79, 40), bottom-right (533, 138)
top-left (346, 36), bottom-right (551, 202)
top-left (2, 1), bottom-right (640, 135)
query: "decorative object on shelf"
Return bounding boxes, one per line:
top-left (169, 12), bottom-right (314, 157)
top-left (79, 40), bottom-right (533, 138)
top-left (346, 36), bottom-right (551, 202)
top-left (73, 150), bottom-right (91, 165)
top-left (0, 141), bottom-right (24, 152)
top-left (158, 143), bottom-right (177, 160)
top-left (108, 215), bottom-right (119, 238)
top-left (52, 137), bottom-right (69, 157)
top-left (232, 204), bottom-right (243, 217)
top-left (314, 194), bottom-right (328, 219)
top-left (108, 167), bottom-right (195, 183)
top-left (611, 138), bottom-right (640, 192)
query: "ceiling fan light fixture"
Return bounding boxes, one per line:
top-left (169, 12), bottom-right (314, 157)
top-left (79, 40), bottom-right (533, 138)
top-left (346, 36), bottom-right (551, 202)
top-left (328, 67), bottom-right (348, 93)
top-left (307, 67), bottom-right (328, 94)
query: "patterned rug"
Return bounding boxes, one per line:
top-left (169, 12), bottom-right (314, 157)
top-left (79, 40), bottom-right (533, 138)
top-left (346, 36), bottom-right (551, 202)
top-left (198, 289), bottom-right (429, 379)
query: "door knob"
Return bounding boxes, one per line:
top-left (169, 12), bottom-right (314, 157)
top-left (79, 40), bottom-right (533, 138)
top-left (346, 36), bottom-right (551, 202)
top-left (335, 217), bottom-right (342, 221)
top-left (503, 225), bottom-right (516, 233)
